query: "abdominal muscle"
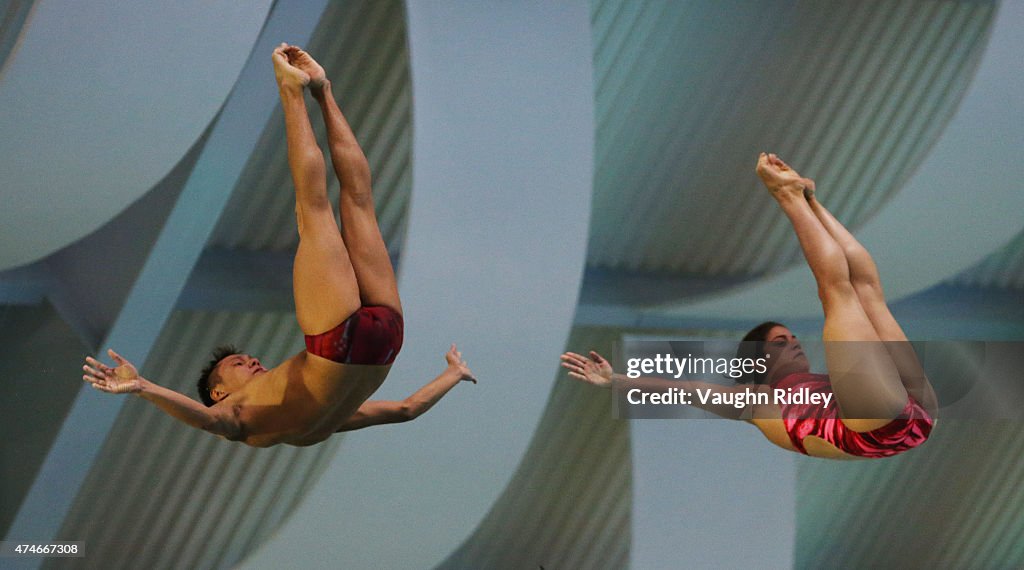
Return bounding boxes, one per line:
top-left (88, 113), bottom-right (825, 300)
top-left (227, 350), bottom-right (391, 447)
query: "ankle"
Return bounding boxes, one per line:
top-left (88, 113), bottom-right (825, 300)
top-left (278, 82), bottom-right (306, 97)
top-left (771, 185), bottom-right (807, 206)
top-left (311, 79), bottom-right (331, 101)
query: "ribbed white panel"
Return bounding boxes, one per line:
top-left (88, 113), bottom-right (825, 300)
top-left (797, 421), bottom-right (1024, 568)
top-left (588, 0), bottom-right (993, 289)
top-left (950, 229), bottom-right (1024, 291)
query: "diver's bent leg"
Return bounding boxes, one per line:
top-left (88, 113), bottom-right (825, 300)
top-left (774, 189), bottom-right (907, 430)
top-left (809, 197), bottom-right (937, 414)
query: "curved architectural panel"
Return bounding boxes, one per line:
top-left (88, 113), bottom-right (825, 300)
top-left (0, 0), bottom-right (272, 270)
top-left (950, 227), bottom-right (1024, 290)
top-left (654, 0), bottom-right (1022, 320)
top-left (0, 0), bottom-right (35, 80)
top-left (440, 327), bottom-right (632, 569)
top-left (631, 420), bottom-right (796, 569)
top-left (47, 311), bottom-right (336, 570)
top-left (797, 421), bottom-right (1024, 568)
top-left (589, 0), bottom-right (994, 292)
top-left (242, 2), bottom-right (594, 568)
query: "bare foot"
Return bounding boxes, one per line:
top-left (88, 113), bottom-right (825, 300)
top-left (756, 152), bottom-right (814, 200)
top-left (284, 45), bottom-right (326, 89)
top-left (272, 43), bottom-right (309, 89)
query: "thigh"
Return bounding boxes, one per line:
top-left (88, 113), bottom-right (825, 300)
top-left (856, 288), bottom-right (937, 414)
top-left (293, 206), bottom-right (363, 335)
top-left (821, 289), bottom-right (908, 431)
top-left (340, 198), bottom-right (402, 314)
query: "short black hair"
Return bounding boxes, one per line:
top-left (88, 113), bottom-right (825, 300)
top-left (197, 345), bottom-right (241, 406)
top-left (734, 321), bottom-right (785, 385)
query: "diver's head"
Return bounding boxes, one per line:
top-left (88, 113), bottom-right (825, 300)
top-left (736, 322), bottom-right (809, 384)
top-left (197, 345), bottom-right (266, 406)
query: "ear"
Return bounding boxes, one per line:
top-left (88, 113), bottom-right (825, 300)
top-left (210, 387), bottom-right (227, 402)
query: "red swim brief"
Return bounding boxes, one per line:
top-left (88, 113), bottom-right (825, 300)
top-left (304, 305), bottom-right (403, 365)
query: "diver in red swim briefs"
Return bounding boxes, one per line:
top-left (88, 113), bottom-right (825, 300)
top-left (82, 45), bottom-right (475, 448)
top-left (562, 154), bottom-right (937, 460)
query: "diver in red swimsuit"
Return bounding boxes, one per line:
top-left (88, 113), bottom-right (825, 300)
top-left (82, 45), bottom-right (475, 447)
top-left (562, 154), bottom-right (937, 459)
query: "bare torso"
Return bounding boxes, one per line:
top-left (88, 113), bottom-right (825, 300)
top-left (218, 351), bottom-right (391, 447)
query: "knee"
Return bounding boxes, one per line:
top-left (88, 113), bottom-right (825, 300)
top-left (817, 279), bottom-right (857, 305)
top-left (332, 147), bottom-right (372, 189)
top-left (342, 183), bottom-right (375, 209)
top-left (852, 279), bottom-right (884, 301)
top-left (294, 200), bottom-right (332, 235)
top-left (296, 191), bottom-right (332, 213)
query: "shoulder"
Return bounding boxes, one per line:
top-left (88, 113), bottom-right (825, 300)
top-left (207, 400), bottom-right (247, 441)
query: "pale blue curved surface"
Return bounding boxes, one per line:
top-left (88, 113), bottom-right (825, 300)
top-left (0, 0), bottom-right (272, 270)
top-left (655, 1), bottom-right (1024, 321)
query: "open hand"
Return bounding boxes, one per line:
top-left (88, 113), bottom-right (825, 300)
top-left (445, 344), bottom-right (477, 383)
top-left (560, 350), bottom-right (614, 388)
top-left (83, 349), bottom-right (143, 394)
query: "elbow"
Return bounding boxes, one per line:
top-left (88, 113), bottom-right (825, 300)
top-left (399, 401), bottom-right (422, 422)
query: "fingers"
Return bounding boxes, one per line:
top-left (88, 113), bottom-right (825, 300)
top-left (83, 364), bottom-right (106, 378)
top-left (756, 153), bottom-right (775, 178)
top-left (562, 351), bottom-right (605, 367)
top-left (82, 372), bottom-right (111, 392)
top-left (447, 344), bottom-right (464, 360)
top-left (560, 353), bottom-right (587, 369)
top-left (561, 351), bottom-right (591, 363)
top-left (560, 360), bottom-right (592, 375)
top-left (107, 349), bottom-right (126, 365)
top-left (85, 356), bottom-right (112, 375)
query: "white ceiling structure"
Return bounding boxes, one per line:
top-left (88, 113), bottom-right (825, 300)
top-left (2, 0), bottom-right (1023, 568)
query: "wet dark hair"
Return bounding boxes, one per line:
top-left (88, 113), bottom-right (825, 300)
top-left (197, 345), bottom-right (241, 406)
top-left (734, 321), bottom-right (785, 385)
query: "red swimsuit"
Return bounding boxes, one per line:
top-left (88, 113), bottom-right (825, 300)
top-left (774, 372), bottom-right (933, 458)
top-left (304, 306), bottom-right (404, 365)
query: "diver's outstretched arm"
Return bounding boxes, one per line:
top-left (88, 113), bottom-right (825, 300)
top-left (336, 344), bottom-right (476, 432)
top-left (83, 350), bottom-right (242, 439)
